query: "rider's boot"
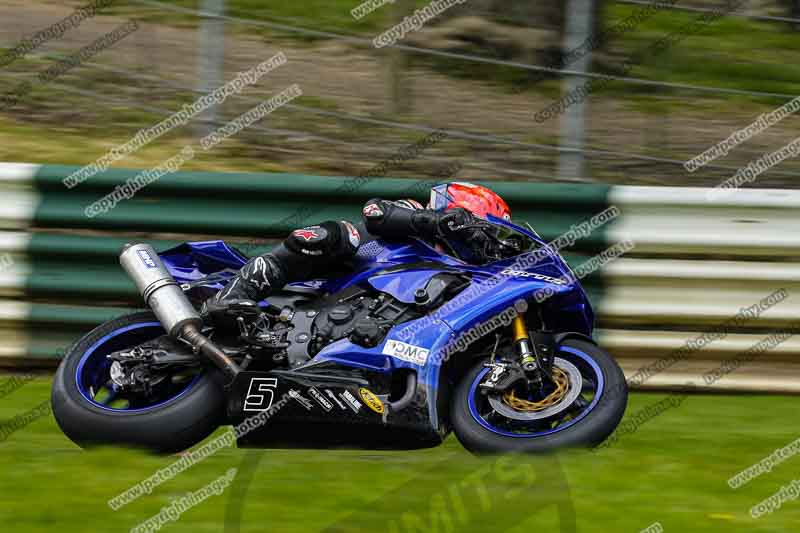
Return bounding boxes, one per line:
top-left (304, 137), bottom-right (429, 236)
top-left (202, 221), bottom-right (361, 329)
top-left (201, 253), bottom-right (288, 328)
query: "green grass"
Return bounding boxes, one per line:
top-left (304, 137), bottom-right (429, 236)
top-left (1, 376), bottom-right (799, 532)
top-left (106, 0), bottom-right (435, 36)
top-left (599, 4), bottom-right (800, 100)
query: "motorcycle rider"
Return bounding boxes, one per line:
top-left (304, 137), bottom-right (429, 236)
top-left (203, 182), bottom-right (514, 322)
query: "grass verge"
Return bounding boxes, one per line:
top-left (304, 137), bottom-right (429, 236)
top-left (0, 376), bottom-right (798, 532)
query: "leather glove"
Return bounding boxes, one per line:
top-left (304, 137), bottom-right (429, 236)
top-left (437, 208), bottom-right (475, 236)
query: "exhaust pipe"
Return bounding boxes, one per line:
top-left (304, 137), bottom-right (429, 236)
top-left (120, 243), bottom-right (240, 382)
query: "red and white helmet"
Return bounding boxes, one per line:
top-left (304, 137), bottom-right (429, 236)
top-left (428, 182), bottom-right (511, 221)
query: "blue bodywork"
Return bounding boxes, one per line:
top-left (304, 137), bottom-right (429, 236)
top-left (157, 217), bottom-right (595, 435)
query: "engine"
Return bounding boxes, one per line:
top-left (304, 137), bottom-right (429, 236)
top-left (310, 289), bottom-right (415, 352)
top-left (215, 272), bottom-right (471, 369)
top-left (309, 273), bottom-right (470, 354)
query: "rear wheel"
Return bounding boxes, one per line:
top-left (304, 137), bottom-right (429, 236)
top-left (451, 338), bottom-right (627, 454)
top-left (52, 311), bottom-right (226, 453)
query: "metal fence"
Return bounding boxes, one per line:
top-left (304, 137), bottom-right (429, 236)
top-left (1, 0), bottom-right (800, 188)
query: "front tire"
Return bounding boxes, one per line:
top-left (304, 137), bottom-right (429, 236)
top-left (52, 311), bottom-right (226, 453)
top-left (451, 339), bottom-right (627, 454)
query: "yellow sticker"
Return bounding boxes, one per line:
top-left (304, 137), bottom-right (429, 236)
top-left (358, 387), bottom-right (384, 414)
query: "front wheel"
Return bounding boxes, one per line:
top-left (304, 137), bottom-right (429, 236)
top-left (451, 338), bottom-right (627, 454)
top-left (52, 311), bottom-right (226, 453)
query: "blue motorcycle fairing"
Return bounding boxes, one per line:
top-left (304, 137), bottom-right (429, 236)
top-left (160, 240), bottom-right (247, 279)
top-left (366, 269), bottom-right (450, 304)
top-left (159, 238), bottom-right (464, 296)
top-left (310, 315), bottom-right (457, 432)
top-left (157, 217), bottom-right (597, 435)
top-left (434, 268), bottom-right (592, 335)
top-left (319, 239), bottom-right (466, 296)
top-left (312, 317), bottom-right (454, 378)
top-left (157, 224), bottom-right (595, 352)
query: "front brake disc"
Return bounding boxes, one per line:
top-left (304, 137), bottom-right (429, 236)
top-left (487, 357), bottom-right (583, 421)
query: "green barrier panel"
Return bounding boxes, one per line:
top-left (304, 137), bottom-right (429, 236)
top-left (36, 166), bottom-right (611, 208)
top-left (27, 233), bottom-right (183, 260)
top-left (26, 302), bottom-right (138, 326)
top-left (8, 165), bottom-right (616, 363)
top-left (34, 194), bottom-right (610, 240)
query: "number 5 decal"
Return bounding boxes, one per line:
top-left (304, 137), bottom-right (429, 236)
top-left (243, 378), bottom-right (277, 412)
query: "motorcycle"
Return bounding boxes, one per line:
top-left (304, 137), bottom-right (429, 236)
top-left (52, 215), bottom-right (627, 454)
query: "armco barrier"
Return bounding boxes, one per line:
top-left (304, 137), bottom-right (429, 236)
top-left (599, 186), bottom-right (800, 393)
top-left (1, 163), bottom-right (799, 393)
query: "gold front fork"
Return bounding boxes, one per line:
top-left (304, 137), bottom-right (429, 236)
top-left (512, 314), bottom-right (537, 371)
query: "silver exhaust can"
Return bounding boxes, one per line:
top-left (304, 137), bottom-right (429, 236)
top-left (119, 243), bottom-right (202, 336)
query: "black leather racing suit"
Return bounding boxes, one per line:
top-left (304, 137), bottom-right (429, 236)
top-left (204, 198), bottom-right (502, 316)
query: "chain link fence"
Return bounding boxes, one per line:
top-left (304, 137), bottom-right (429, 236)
top-left (0, 0), bottom-right (799, 188)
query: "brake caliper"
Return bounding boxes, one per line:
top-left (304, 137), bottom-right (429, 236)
top-left (478, 361), bottom-right (527, 395)
top-left (107, 346), bottom-right (159, 395)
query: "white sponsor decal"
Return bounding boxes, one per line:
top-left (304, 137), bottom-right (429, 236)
top-left (500, 268), bottom-right (568, 285)
top-left (308, 387), bottom-right (333, 412)
top-left (340, 390), bottom-right (362, 413)
top-left (326, 389), bottom-right (346, 410)
top-left (137, 249), bottom-right (157, 269)
top-left (383, 340), bottom-right (430, 366)
top-left (288, 389), bottom-right (313, 411)
top-left (243, 378), bottom-right (277, 412)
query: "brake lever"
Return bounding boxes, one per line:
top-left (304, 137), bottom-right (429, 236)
top-left (445, 221), bottom-right (492, 233)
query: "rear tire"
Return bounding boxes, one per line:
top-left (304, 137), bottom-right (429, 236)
top-left (52, 311), bottom-right (226, 453)
top-left (451, 339), bottom-right (627, 454)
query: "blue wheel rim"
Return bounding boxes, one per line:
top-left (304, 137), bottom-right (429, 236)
top-left (75, 321), bottom-right (201, 413)
top-left (467, 346), bottom-right (604, 438)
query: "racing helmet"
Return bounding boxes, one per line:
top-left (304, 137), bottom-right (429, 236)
top-left (428, 182), bottom-right (511, 221)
